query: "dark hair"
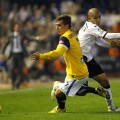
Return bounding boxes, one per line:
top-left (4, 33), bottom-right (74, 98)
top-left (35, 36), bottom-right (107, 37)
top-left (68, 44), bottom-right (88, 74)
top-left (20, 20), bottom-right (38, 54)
top-left (56, 14), bottom-right (71, 28)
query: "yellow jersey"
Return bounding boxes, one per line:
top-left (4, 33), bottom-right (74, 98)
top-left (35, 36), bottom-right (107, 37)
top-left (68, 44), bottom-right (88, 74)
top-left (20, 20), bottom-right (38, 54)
top-left (40, 29), bottom-right (89, 80)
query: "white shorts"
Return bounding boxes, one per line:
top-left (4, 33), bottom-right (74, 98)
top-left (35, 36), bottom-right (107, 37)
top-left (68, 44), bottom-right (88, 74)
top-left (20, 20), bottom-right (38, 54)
top-left (59, 76), bottom-right (88, 96)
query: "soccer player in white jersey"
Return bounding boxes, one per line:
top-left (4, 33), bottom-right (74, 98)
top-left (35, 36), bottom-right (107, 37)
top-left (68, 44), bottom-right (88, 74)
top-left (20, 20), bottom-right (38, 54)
top-left (78, 8), bottom-right (120, 112)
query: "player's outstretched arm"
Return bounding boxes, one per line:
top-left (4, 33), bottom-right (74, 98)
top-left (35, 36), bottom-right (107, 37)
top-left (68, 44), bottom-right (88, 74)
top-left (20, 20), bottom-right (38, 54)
top-left (111, 39), bottom-right (120, 46)
top-left (96, 38), bottom-right (111, 48)
top-left (96, 38), bottom-right (120, 48)
top-left (31, 45), bottom-right (67, 61)
top-left (105, 33), bottom-right (120, 39)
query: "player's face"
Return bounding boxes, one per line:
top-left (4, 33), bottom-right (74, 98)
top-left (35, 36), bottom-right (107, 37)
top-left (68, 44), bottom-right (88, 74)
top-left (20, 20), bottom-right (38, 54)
top-left (14, 24), bottom-right (20, 32)
top-left (90, 13), bottom-right (101, 26)
top-left (55, 20), bottom-right (69, 35)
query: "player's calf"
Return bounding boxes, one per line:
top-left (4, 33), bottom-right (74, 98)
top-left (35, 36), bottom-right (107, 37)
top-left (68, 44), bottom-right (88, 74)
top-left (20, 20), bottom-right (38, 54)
top-left (56, 89), bottom-right (66, 109)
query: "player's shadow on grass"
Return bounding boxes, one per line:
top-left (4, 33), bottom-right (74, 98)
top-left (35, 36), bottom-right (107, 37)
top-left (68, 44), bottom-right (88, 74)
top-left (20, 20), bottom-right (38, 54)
top-left (65, 111), bottom-right (120, 114)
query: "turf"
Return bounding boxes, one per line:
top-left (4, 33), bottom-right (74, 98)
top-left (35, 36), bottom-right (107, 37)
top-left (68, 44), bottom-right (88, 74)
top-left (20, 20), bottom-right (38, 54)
top-left (0, 79), bottom-right (120, 120)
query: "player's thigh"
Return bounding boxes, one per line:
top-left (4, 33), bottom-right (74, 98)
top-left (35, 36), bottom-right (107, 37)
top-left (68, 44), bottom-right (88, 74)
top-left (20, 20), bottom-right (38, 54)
top-left (85, 59), bottom-right (104, 78)
top-left (59, 76), bottom-right (88, 96)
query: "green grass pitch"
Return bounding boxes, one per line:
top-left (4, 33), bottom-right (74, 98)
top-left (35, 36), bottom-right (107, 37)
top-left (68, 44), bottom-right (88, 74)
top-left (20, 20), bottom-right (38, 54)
top-left (0, 79), bottom-right (120, 120)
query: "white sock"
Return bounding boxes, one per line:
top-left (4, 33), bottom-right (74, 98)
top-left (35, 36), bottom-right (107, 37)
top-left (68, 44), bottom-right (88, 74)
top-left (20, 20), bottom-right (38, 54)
top-left (104, 88), bottom-right (112, 100)
top-left (104, 88), bottom-right (115, 107)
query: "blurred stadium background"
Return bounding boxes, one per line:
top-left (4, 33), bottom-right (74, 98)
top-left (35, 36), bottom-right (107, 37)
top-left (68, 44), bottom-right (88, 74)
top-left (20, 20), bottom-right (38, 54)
top-left (0, 0), bottom-right (120, 89)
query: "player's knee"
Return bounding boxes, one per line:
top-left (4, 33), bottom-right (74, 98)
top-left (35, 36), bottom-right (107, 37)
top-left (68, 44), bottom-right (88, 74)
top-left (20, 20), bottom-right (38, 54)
top-left (55, 89), bottom-right (62, 96)
top-left (55, 89), bottom-right (66, 101)
top-left (76, 91), bottom-right (87, 96)
top-left (76, 86), bottom-right (88, 96)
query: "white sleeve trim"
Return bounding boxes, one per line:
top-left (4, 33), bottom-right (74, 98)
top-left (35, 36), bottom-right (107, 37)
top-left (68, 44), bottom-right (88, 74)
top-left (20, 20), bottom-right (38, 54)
top-left (88, 27), bottom-right (107, 38)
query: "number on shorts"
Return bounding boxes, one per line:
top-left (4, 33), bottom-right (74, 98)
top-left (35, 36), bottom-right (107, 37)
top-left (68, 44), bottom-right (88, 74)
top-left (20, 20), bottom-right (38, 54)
top-left (65, 81), bottom-right (69, 86)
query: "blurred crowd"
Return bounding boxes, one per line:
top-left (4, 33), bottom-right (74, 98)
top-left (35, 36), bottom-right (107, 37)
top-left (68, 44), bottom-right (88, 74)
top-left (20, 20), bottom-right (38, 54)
top-left (0, 0), bottom-right (120, 88)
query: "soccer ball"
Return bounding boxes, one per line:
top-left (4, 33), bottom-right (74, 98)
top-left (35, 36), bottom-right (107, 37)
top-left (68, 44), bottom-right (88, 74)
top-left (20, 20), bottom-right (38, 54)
top-left (51, 81), bottom-right (62, 101)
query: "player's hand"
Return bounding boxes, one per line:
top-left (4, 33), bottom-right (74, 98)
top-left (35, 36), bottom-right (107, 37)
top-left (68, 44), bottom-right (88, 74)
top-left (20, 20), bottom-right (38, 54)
top-left (111, 40), bottom-right (120, 46)
top-left (31, 52), bottom-right (40, 62)
top-left (35, 35), bottom-right (46, 41)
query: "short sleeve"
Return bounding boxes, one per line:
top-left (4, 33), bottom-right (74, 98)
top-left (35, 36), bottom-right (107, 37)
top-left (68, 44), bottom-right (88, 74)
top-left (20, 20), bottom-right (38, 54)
top-left (88, 26), bottom-right (107, 38)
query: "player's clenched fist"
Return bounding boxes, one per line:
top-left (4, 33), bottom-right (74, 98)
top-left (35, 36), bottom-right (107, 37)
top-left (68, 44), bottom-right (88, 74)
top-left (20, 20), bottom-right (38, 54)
top-left (31, 52), bottom-right (40, 62)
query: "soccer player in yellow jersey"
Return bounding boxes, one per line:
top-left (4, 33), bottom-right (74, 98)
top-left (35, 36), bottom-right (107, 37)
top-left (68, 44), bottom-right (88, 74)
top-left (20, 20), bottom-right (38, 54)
top-left (32, 14), bottom-right (109, 113)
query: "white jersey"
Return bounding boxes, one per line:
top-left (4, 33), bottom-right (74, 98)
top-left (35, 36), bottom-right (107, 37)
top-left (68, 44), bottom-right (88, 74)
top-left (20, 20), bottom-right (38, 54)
top-left (78, 21), bottom-right (107, 62)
